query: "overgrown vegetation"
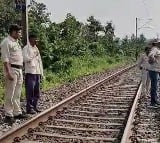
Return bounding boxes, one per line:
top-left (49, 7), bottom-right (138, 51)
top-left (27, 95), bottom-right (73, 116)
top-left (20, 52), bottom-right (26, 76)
top-left (0, 0), bottom-right (146, 103)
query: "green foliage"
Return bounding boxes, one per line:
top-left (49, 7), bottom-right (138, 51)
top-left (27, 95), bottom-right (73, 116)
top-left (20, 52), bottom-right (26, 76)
top-left (0, 0), bottom-right (21, 40)
top-left (0, 0), bottom-right (147, 104)
top-left (26, 1), bottom-right (146, 73)
top-left (88, 42), bottom-right (105, 56)
top-left (29, 0), bottom-right (51, 25)
top-left (40, 55), bottom-right (128, 90)
top-left (86, 16), bottom-right (104, 42)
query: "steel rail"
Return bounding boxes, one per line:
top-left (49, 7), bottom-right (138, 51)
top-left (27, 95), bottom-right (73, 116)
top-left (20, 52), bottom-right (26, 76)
top-left (0, 64), bottom-right (136, 143)
top-left (120, 82), bottom-right (142, 143)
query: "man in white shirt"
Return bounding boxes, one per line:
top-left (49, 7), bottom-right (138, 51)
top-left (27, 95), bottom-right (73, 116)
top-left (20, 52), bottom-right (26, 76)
top-left (148, 40), bottom-right (160, 108)
top-left (23, 34), bottom-right (43, 114)
top-left (0, 24), bottom-right (28, 124)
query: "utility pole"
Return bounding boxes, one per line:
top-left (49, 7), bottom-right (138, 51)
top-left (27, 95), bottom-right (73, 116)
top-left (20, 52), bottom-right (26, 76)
top-left (135, 17), bottom-right (138, 60)
top-left (21, 0), bottom-right (28, 46)
top-left (14, 0), bottom-right (29, 46)
top-left (135, 17), bottom-right (153, 60)
top-left (136, 17), bottom-right (138, 40)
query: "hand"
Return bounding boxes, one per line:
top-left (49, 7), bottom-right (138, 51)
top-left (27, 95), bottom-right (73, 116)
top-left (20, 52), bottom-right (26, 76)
top-left (43, 76), bottom-right (46, 80)
top-left (143, 67), bottom-right (146, 70)
top-left (6, 72), bottom-right (14, 80)
top-left (148, 56), bottom-right (155, 64)
top-left (34, 51), bottom-right (39, 57)
top-left (40, 75), bottom-right (45, 83)
top-left (27, 61), bottom-right (31, 63)
top-left (139, 66), bottom-right (143, 70)
top-left (41, 75), bottom-right (45, 80)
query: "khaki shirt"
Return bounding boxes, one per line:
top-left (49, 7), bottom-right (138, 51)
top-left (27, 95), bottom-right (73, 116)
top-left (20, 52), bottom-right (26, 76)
top-left (148, 46), bottom-right (160, 72)
top-left (0, 36), bottom-right (23, 65)
top-left (23, 44), bottom-right (43, 76)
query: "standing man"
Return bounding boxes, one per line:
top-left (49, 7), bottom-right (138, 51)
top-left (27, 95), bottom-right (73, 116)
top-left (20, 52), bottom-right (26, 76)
top-left (23, 34), bottom-right (43, 114)
top-left (0, 24), bottom-right (27, 123)
top-left (148, 40), bottom-right (160, 108)
top-left (137, 46), bottom-right (151, 97)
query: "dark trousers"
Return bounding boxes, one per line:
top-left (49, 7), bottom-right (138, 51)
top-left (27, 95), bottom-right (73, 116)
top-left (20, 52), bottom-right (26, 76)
top-left (25, 73), bottom-right (40, 111)
top-left (148, 70), bottom-right (159, 104)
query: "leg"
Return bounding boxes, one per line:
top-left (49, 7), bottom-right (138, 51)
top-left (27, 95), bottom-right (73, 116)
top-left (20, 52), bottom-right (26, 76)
top-left (145, 71), bottom-right (150, 95)
top-left (25, 74), bottom-right (36, 112)
top-left (13, 69), bottom-right (23, 116)
top-left (149, 70), bottom-right (158, 105)
top-left (141, 69), bottom-right (147, 95)
top-left (4, 70), bottom-right (17, 117)
top-left (32, 74), bottom-right (40, 110)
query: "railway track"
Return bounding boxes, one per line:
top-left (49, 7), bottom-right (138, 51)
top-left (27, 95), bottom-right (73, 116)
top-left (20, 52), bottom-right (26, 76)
top-left (129, 87), bottom-right (160, 143)
top-left (0, 65), bottom-right (144, 143)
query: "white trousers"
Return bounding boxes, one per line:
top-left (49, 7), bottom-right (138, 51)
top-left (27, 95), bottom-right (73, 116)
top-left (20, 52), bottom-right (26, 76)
top-left (4, 68), bottom-right (23, 117)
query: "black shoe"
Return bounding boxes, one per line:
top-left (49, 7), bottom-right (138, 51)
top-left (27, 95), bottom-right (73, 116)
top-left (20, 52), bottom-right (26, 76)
top-left (148, 103), bottom-right (159, 109)
top-left (14, 114), bottom-right (29, 119)
top-left (34, 108), bottom-right (42, 113)
top-left (27, 109), bottom-right (37, 114)
top-left (156, 101), bottom-right (160, 105)
top-left (4, 116), bottom-right (15, 124)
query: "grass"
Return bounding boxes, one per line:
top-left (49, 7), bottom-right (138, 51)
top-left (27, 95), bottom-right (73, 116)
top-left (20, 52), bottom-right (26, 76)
top-left (0, 55), bottom-right (133, 105)
top-left (42, 55), bottom-right (132, 90)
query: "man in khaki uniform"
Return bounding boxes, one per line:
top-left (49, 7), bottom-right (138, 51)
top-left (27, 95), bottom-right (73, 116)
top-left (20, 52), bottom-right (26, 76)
top-left (0, 24), bottom-right (27, 123)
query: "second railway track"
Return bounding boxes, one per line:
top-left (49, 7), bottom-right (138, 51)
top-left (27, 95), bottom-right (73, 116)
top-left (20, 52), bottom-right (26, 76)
top-left (0, 65), bottom-right (142, 143)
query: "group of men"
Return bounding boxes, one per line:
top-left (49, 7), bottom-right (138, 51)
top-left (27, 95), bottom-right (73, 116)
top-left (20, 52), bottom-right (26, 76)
top-left (0, 24), bottom-right (43, 123)
top-left (138, 40), bottom-right (160, 108)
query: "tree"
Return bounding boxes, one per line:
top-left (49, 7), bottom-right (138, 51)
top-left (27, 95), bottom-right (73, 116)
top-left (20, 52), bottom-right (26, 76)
top-left (86, 16), bottom-right (103, 42)
top-left (100, 22), bottom-right (115, 55)
top-left (104, 21), bottom-right (115, 38)
top-left (0, 0), bottom-right (20, 39)
top-left (29, 0), bottom-right (51, 25)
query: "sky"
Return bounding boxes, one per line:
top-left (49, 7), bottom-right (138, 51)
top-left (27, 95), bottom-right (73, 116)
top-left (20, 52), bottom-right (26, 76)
top-left (37, 0), bottom-right (160, 39)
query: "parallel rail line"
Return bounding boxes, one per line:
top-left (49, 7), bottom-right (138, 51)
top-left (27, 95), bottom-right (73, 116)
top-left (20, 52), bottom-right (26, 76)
top-left (0, 65), bottom-right (143, 143)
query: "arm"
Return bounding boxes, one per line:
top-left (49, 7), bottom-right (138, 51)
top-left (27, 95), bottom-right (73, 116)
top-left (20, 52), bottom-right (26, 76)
top-left (22, 46), bottom-right (38, 63)
top-left (148, 47), bottom-right (158, 64)
top-left (137, 54), bottom-right (143, 69)
top-left (4, 62), bottom-right (14, 80)
top-left (1, 40), bottom-right (14, 80)
top-left (148, 47), bottom-right (157, 58)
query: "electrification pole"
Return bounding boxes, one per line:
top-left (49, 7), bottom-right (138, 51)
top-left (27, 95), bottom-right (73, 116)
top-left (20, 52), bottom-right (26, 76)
top-left (14, 0), bottom-right (29, 46)
top-left (135, 17), bottom-right (138, 60)
top-left (135, 17), bottom-right (153, 60)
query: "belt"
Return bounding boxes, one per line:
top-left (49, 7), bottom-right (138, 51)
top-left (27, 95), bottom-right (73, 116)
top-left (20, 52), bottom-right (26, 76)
top-left (11, 64), bottom-right (23, 69)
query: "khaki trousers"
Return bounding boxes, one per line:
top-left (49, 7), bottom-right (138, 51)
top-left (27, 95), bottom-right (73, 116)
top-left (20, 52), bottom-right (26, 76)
top-left (4, 68), bottom-right (23, 117)
top-left (141, 69), bottom-right (150, 95)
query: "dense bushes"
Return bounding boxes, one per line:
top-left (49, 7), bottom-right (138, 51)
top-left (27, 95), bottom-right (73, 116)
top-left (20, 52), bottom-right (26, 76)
top-left (0, 0), bottom-right (146, 74)
top-left (0, 0), bottom-right (147, 104)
